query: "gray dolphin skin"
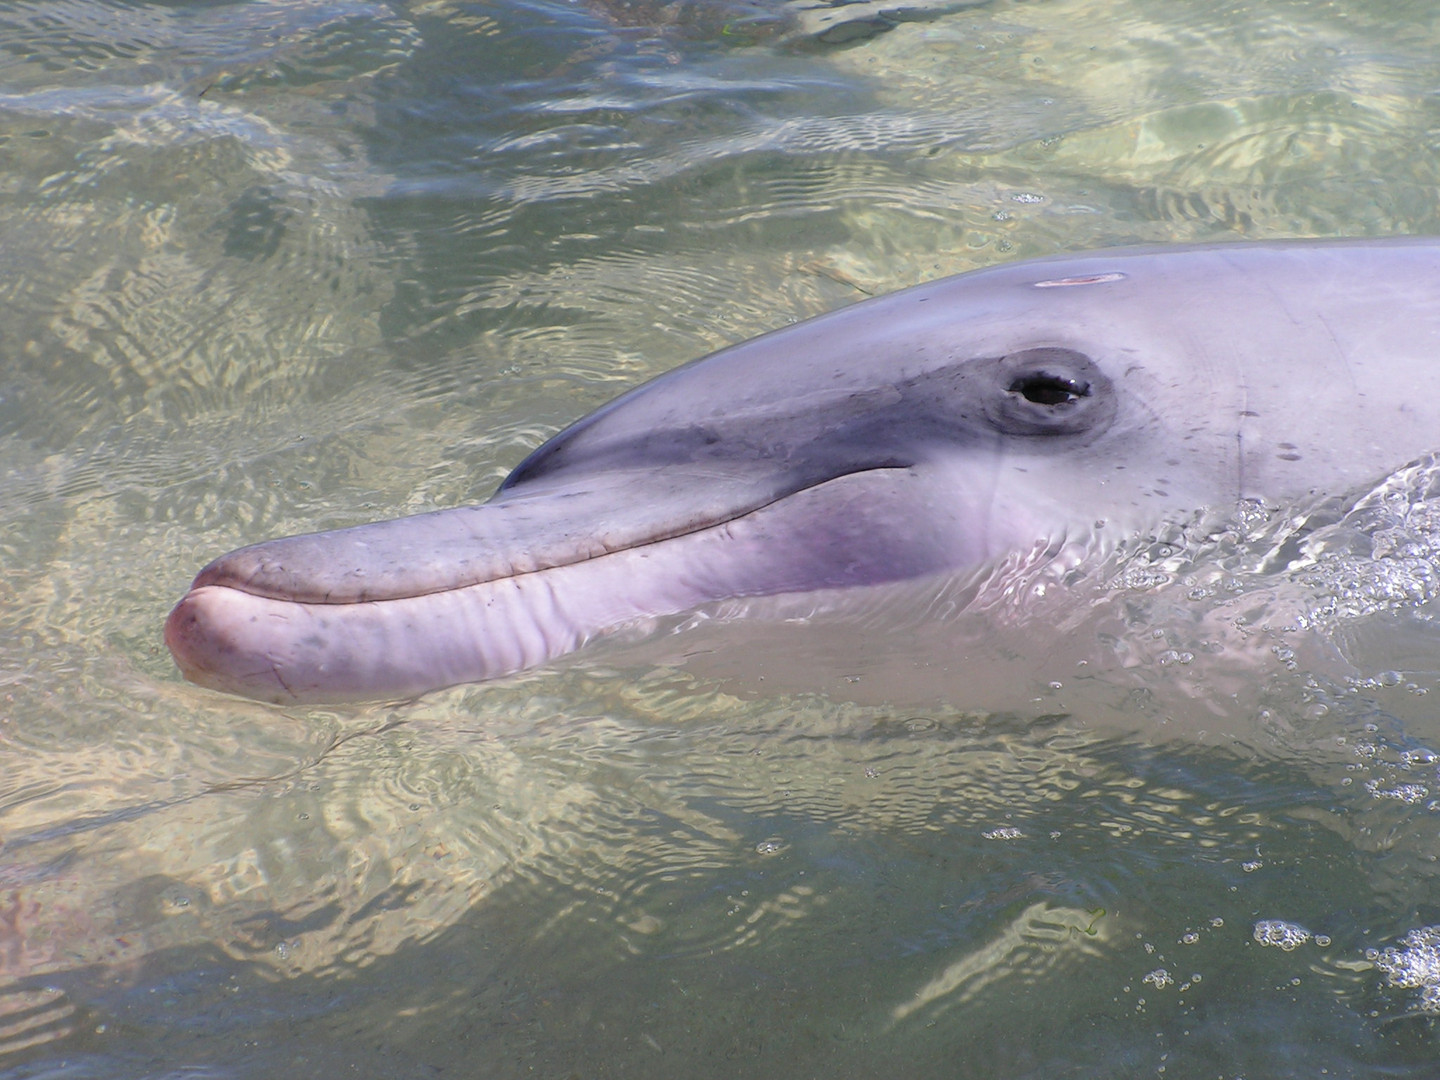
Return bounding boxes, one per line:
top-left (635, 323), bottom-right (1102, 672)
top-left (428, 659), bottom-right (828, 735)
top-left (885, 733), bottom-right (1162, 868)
top-left (165, 239), bottom-right (1440, 703)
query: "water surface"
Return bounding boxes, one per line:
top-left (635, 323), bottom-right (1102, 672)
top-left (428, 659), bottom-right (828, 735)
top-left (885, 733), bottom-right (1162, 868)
top-left (6, 0), bottom-right (1440, 1076)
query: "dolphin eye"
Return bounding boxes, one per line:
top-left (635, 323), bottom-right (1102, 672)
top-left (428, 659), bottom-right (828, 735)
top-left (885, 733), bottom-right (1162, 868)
top-left (984, 347), bottom-right (1115, 437)
top-left (1008, 372), bottom-right (1089, 406)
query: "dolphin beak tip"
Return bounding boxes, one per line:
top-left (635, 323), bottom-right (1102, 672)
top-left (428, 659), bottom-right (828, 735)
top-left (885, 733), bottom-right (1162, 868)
top-left (164, 587), bottom-right (295, 704)
top-left (164, 590), bottom-right (207, 679)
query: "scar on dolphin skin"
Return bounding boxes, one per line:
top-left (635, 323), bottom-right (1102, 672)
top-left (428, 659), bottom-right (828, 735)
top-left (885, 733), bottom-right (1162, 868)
top-left (165, 239), bottom-right (1440, 703)
top-left (1030, 272), bottom-right (1128, 288)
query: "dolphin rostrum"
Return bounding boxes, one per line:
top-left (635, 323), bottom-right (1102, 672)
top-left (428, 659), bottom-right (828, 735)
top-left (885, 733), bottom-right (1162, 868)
top-left (165, 240), bottom-right (1440, 703)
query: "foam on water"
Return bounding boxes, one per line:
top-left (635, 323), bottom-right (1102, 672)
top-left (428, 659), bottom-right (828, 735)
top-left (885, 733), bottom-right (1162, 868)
top-left (1253, 918), bottom-right (1312, 952)
top-left (1370, 927), bottom-right (1440, 1012)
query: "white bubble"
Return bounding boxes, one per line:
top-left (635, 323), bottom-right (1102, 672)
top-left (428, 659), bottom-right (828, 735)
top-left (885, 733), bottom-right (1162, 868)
top-left (1373, 925), bottom-right (1440, 1011)
top-left (1371, 782), bottom-right (1430, 804)
top-left (982, 826), bottom-right (1024, 840)
top-left (1253, 919), bottom-right (1311, 951)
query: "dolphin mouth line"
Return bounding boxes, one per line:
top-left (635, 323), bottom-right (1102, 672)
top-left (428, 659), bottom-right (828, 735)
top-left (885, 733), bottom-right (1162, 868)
top-left (193, 462), bottom-right (917, 606)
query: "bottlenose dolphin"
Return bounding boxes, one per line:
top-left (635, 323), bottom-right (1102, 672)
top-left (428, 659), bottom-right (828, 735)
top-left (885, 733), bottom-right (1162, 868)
top-left (165, 240), bottom-right (1440, 703)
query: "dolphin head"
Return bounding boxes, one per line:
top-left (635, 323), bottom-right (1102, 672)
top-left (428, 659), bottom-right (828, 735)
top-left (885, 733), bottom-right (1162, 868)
top-left (164, 240), bottom-right (1440, 702)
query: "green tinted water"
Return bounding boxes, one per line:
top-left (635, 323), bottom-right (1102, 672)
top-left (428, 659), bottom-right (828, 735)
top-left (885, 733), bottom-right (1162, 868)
top-left (5, 0), bottom-right (1440, 1075)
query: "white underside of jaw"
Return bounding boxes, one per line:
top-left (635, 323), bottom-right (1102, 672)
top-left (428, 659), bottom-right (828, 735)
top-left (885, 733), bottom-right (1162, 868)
top-left (168, 467), bottom-right (1008, 702)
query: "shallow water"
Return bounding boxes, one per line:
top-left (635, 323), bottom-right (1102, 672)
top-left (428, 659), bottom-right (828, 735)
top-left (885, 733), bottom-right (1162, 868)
top-left (7, 0), bottom-right (1440, 1076)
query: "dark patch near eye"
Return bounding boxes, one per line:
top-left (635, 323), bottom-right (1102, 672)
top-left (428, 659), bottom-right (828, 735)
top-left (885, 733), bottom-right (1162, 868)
top-left (501, 338), bottom-right (1120, 502)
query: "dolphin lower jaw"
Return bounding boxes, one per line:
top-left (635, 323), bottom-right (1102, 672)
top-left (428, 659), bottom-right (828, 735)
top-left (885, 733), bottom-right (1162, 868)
top-left (165, 578), bottom-right (590, 703)
top-left (165, 468), bottom-right (995, 703)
